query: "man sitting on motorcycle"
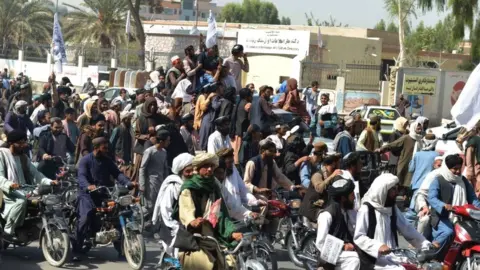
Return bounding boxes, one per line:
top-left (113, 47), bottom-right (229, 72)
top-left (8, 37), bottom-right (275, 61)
top-left (152, 153), bottom-right (195, 260)
top-left (172, 153), bottom-right (242, 270)
top-left (0, 130), bottom-right (58, 240)
top-left (428, 153), bottom-right (480, 249)
top-left (214, 148), bottom-right (260, 221)
top-left (354, 173), bottom-right (431, 269)
top-left (74, 137), bottom-right (134, 261)
top-left (316, 177), bottom-right (360, 270)
top-left (299, 153), bottom-right (342, 223)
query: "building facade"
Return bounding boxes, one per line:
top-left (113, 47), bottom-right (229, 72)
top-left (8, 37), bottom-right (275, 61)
top-left (140, 0), bottom-right (222, 22)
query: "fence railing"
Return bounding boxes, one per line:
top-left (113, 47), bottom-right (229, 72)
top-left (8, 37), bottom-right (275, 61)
top-left (345, 61), bottom-right (381, 91)
top-left (301, 61), bottom-right (340, 89)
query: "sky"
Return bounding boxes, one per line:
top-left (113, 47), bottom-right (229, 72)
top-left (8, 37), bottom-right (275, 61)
top-left (65, 0), bottom-right (448, 28)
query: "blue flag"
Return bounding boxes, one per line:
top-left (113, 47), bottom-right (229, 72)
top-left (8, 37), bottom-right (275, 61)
top-left (52, 13), bottom-right (67, 73)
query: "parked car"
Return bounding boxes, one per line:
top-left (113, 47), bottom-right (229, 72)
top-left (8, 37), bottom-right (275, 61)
top-left (430, 121), bottom-right (463, 155)
top-left (102, 87), bottom-right (138, 102)
top-left (349, 105), bottom-right (401, 141)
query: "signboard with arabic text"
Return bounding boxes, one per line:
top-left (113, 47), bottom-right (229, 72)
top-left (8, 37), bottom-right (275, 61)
top-left (402, 74), bottom-right (437, 96)
top-left (237, 29), bottom-right (310, 56)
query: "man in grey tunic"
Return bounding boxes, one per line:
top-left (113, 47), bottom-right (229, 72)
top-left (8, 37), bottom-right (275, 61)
top-left (139, 129), bottom-right (170, 214)
top-left (0, 130), bottom-right (57, 238)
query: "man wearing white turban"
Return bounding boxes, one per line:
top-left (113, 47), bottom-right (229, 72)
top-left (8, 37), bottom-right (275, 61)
top-left (354, 173), bottom-right (431, 269)
top-left (152, 153), bottom-right (194, 260)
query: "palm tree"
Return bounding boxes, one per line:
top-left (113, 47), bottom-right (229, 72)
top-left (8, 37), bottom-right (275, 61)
top-left (0, 0), bottom-right (53, 52)
top-left (384, 0), bottom-right (417, 67)
top-left (418, 0), bottom-right (477, 39)
top-left (62, 0), bottom-right (130, 49)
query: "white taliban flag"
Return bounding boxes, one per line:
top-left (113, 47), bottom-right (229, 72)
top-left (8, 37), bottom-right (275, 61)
top-left (205, 10), bottom-right (217, 49)
top-left (451, 64), bottom-right (480, 126)
top-left (52, 13), bottom-right (67, 74)
top-left (126, 10), bottom-right (131, 34)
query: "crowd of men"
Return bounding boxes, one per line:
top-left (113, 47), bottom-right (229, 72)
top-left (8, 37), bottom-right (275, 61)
top-left (0, 40), bottom-right (479, 270)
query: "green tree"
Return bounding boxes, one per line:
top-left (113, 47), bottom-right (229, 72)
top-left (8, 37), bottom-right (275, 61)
top-left (281, 16), bottom-right (291, 25)
top-left (387, 22), bottom-right (399, 32)
top-left (63, 0), bottom-right (129, 48)
top-left (305, 13), bottom-right (348, 27)
top-left (418, 0), bottom-right (476, 40)
top-left (384, 0), bottom-right (417, 67)
top-left (0, 0), bottom-right (53, 50)
top-left (219, 0), bottom-right (282, 24)
top-left (374, 19), bottom-right (387, 31)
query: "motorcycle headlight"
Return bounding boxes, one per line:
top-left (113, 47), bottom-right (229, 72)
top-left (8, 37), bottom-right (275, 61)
top-left (289, 199), bottom-right (302, 209)
top-left (118, 195), bottom-right (133, 206)
top-left (43, 194), bottom-right (61, 206)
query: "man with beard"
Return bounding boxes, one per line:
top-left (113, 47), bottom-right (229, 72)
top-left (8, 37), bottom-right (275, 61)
top-left (354, 173), bottom-right (431, 269)
top-left (153, 153), bottom-right (195, 261)
top-left (37, 118), bottom-right (75, 179)
top-left (74, 137), bottom-right (134, 261)
top-left (0, 130), bottom-right (58, 240)
top-left (244, 140), bottom-right (296, 195)
top-left (183, 45), bottom-right (201, 91)
top-left (216, 148), bottom-right (264, 211)
top-left (315, 177), bottom-right (360, 270)
top-left (395, 94), bottom-right (410, 117)
top-left (300, 142), bottom-right (327, 188)
top-left (428, 153), bottom-right (480, 249)
top-left (341, 152), bottom-right (362, 210)
top-left (254, 85), bottom-right (276, 137)
top-left (110, 110), bottom-right (135, 165)
top-left (333, 116), bottom-right (356, 157)
top-left (179, 113), bottom-right (199, 155)
top-left (213, 151), bottom-right (254, 221)
top-left (51, 85), bottom-right (71, 119)
top-left (358, 115), bottom-right (383, 152)
top-left (75, 116), bottom-right (107, 164)
top-left (172, 153), bottom-right (242, 270)
top-left (299, 153), bottom-right (342, 223)
top-left (207, 116), bottom-right (232, 154)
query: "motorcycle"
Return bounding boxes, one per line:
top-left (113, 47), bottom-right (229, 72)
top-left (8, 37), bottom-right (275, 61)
top-left (192, 220), bottom-right (267, 270)
top-left (265, 188), bottom-right (309, 267)
top-left (0, 183), bottom-right (71, 267)
top-left (70, 185), bottom-right (145, 270)
top-left (441, 204), bottom-right (480, 269)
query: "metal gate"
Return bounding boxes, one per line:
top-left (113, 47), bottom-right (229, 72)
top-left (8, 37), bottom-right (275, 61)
top-left (301, 61), bottom-right (339, 89)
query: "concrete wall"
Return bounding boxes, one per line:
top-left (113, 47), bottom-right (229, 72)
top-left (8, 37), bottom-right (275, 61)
top-left (395, 67), bottom-right (471, 125)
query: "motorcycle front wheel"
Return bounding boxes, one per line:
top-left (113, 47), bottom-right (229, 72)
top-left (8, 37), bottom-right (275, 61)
top-left (299, 233), bottom-right (318, 270)
top-left (285, 232), bottom-right (303, 267)
top-left (123, 230), bottom-right (146, 270)
top-left (41, 226), bottom-right (71, 267)
top-left (252, 244), bottom-right (278, 270)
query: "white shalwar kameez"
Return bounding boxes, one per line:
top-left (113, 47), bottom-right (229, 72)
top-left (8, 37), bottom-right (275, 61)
top-left (316, 209), bottom-right (360, 270)
top-left (207, 130), bottom-right (232, 154)
top-left (222, 166), bottom-right (259, 206)
top-left (0, 148), bottom-right (52, 235)
top-left (354, 173), bottom-right (430, 270)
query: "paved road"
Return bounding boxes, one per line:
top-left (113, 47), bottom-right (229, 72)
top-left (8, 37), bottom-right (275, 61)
top-left (2, 239), bottom-right (301, 270)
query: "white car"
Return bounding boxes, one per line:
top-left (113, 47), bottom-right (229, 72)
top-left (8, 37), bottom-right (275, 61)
top-left (429, 121), bottom-right (464, 155)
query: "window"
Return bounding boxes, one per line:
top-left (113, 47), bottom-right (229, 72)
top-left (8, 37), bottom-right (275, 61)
top-left (179, 9), bottom-right (182, 15)
top-left (193, 11), bottom-right (196, 16)
top-left (185, 16), bottom-right (190, 21)
top-left (174, 9), bottom-right (177, 14)
top-left (201, 12), bottom-right (206, 18)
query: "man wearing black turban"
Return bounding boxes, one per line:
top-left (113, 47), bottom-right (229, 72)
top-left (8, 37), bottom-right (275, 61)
top-left (315, 176), bottom-right (359, 270)
top-left (0, 130), bottom-right (57, 239)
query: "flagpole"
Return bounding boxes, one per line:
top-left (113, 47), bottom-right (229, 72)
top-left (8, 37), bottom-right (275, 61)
top-left (126, 35), bottom-right (129, 69)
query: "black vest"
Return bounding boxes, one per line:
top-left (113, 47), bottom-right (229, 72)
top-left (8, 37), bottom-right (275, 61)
top-left (430, 175), bottom-right (470, 228)
top-left (299, 169), bottom-right (328, 222)
top-left (325, 202), bottom-right (353, 243)
top-left (356, 203), bottom-right (398, 270)
top-left (250, 155), bottom-right (273, 189)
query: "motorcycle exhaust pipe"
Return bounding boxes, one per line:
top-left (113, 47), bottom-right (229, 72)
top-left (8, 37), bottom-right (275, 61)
top-left (297, 252), bottom-right (317, 263)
